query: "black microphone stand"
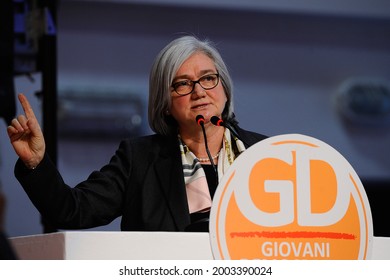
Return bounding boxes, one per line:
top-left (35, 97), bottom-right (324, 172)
top-left (196, 115), bottom-right (218, 182)
top-left (210, 116), bottom-right (249, 147)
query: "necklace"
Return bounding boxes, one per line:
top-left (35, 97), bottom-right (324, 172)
top-left (197, 152), bottom-right (220, 162)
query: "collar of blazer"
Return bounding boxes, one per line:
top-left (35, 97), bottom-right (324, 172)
top-left (154, 134), bottom-right (191, 231)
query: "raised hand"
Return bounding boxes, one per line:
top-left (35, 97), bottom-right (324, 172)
top-left (7, 94), bottom-right (46, 169)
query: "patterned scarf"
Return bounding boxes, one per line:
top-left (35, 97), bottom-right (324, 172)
top-left (178, 129), bottom-right (246, 214)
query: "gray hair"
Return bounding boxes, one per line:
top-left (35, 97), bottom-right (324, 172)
top-left (148, 35), bottom-right (234, 135)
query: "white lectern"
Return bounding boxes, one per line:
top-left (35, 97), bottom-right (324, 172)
top-left (9, 232), bottom-right (390, 260)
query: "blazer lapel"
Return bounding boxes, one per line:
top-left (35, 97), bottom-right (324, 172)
top-left (155, 136), bottom-right (190, 231)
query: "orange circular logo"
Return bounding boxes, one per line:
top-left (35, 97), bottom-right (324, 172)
top-left (209, 134), bottom-right (373, 259)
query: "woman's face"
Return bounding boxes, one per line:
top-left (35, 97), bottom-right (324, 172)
top-left (169, 52), bottom-right (227, 131)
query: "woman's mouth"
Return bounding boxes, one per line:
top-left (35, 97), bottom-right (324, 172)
top-left (192, 104), bottom-right (209, 110)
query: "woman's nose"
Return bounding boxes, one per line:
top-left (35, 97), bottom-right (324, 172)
top-left (191, 83), bottom-right (206, 98)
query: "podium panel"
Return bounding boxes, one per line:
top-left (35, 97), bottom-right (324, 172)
top-left (10, 231), bottom-right (212, 260)
top-left (9, 232), bottom-right (390, 260)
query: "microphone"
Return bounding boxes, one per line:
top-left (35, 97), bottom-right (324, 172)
top-left (195, 115), bottom-right (218, 177)
top-left (210, 116), bottom-right (249, 147)
top-left (196, 114), bottom-right (205, 126)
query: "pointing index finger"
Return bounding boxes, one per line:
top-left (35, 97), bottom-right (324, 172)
top-left (18, 93), bottom-right (37, 120)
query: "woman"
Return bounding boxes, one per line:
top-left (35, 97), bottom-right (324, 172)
top-left (7, 36), bottom-right (267, 232)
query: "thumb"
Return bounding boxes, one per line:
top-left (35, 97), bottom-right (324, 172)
top-left (26, 115), bottom-right (43, 137)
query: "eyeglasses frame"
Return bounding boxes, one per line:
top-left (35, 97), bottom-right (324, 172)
top-left (171, 73), bottom-right (220, 96)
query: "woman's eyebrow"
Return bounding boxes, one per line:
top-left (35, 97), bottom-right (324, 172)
top-left (173, 69), bottom-right (217, 81)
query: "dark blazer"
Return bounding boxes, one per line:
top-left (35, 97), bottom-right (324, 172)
top-left (15, 127), bottom-right (267, 232)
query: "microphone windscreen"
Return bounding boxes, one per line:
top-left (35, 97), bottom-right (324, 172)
top-left (211, 116), bottom-right (224, 127)
top-left (196, 115), bottom-right (205, 126)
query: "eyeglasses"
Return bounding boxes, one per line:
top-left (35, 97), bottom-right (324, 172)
top-left (171, 73), bottom-right (220, 96)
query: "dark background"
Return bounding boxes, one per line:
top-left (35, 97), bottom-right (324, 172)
top-left (1, 0), bottom-right (389, 237)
